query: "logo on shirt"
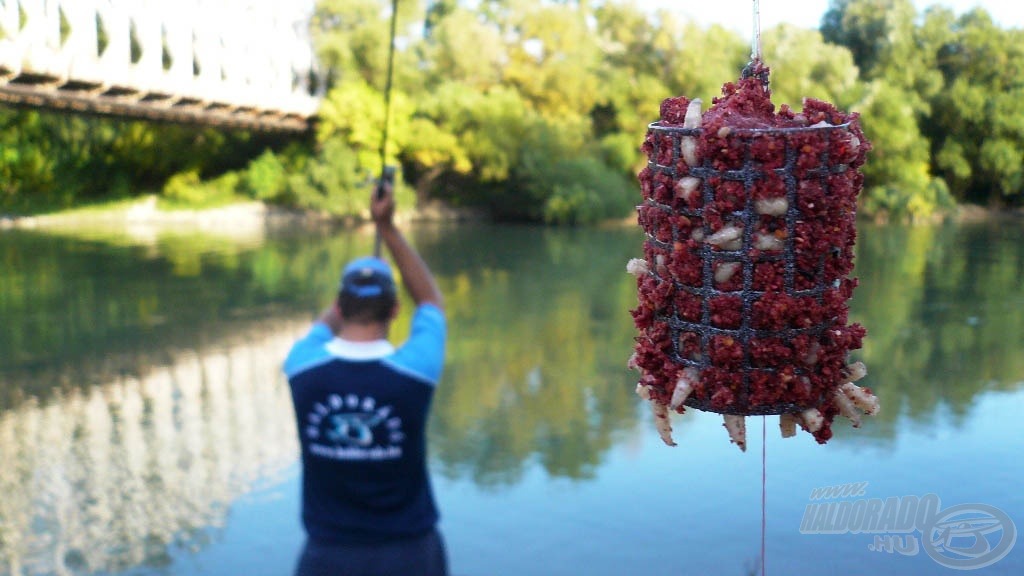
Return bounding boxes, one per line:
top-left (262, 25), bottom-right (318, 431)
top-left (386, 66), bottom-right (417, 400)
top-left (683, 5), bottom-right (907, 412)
top-left (305, 394), bottom-right (404, 461)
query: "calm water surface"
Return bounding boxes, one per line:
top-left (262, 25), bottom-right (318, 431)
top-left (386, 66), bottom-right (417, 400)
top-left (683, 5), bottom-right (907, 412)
top-left (0, 220), bottom-right (1022, 576)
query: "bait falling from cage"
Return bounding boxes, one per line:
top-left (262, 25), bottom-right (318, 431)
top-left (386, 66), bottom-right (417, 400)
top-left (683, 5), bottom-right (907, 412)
top-left (628, 61), bottom-right (880, 450)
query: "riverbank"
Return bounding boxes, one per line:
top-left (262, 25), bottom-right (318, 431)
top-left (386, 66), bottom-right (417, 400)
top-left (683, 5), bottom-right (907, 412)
top-left (954, 202), bottom-right (1024, 223)
top-left (1, 195), bottom-right (340, 233)
top-left (0, 194), bottom-right (483, 240)
top-left (2, 194), bottom-right (1020, 234)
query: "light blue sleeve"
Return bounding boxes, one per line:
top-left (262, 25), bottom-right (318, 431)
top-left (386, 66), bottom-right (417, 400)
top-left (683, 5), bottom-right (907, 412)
top-left (385, 304), bottom-right (447, 386)
top-left (283, 322), bottom-right (335, 379)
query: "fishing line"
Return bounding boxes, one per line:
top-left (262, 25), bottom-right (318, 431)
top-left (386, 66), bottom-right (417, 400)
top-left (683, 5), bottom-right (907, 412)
top-left (752, 0), bottom-right (762, 62)
top-left (761, 414), bottom-right (767, 576)
top-left (754, 4), bottom-right (766, 575)
top-left (374, 0), bottom-right (400, 257)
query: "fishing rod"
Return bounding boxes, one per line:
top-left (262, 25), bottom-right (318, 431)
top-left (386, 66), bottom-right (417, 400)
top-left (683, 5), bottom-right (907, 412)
top-left (374, 0), bottom-right (400, 258)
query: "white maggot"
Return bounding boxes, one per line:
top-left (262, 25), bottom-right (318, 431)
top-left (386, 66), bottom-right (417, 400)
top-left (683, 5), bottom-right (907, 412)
top-left (670, 367), bottom-right (699, 410)
top-left (626, 258), bottom-right (649, 277)
top-left (681, 99), bottom-right (702, 166)
top-left (676, 176), bottom-right (701, 201)
top-left (652, 401), bottom-right (677, 446)
top-left (714, 262), bottom-right (741, 285)
top-left (724, 415), bottom-right (747, 452)
top-left (635, 382), bottom-right (652, 401)
top-left (754, 197), bottom-right (788, 216)
top-left (654, 254), bottom-right (668, 277)
top-left (779, 413), bottom-right (797, 438)
top-left (844, 361), bottom-right (868, 383)
top-left (833, 388), bottom-right (862, 427)
top-left (683, 99), bottom-right (703, 129)
top-left (839, 382), bottom-right (880, 416)
top-left (754, 233), bottom-right (785, 252)
top-left (706, 225), bottom-right (742, 247)
top-left (800, 408), bottom-right (824, 433)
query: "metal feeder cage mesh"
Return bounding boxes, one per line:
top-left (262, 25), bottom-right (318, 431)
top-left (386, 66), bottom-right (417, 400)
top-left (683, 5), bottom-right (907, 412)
top-left (637, 121), bottom-right (860, 416)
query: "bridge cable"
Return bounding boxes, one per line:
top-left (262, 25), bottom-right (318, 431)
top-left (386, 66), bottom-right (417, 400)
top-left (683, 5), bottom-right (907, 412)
top-left (374, 0), bottom-right (401, 257)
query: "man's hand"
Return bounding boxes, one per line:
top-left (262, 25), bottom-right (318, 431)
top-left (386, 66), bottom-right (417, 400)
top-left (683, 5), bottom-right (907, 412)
top-left (369, 178), bottom-right (444, 310)
top-left (371, 181), bottom-right (395, 230)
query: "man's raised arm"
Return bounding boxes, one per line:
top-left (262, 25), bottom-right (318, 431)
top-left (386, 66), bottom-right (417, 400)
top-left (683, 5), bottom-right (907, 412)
top-left (371, 186), bottom-right (444, 310)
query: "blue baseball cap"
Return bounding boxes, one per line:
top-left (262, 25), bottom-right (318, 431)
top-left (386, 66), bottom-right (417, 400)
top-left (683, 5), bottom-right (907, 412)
top-left (340, 256), bottom-right (396, 298)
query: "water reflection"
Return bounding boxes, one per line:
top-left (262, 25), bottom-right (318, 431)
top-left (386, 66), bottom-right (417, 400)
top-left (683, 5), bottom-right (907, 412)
top-left (0, 219), bottom-right (1023, 573)
top-left (420, 226), bottom-right (643, 486)
top-left (848, 222), bottom-right (1024, 442)
top-left (0, 326), bottom-right (299, 575)
top-left (0, 228), bottom-right (352, 410)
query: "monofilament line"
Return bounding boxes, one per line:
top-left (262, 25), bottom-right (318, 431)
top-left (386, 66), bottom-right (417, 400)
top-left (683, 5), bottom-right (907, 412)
top-left (761, 414), bottom-right (767, 576)
top-left (374, 0), bottom-right (400, 257)
top-left (751, 0), bottom-right (762, 61)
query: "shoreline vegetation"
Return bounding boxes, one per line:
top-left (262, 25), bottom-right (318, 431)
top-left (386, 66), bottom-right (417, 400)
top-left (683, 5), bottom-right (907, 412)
top-left (2, 195), bottom-right (1020, 238)
top-left (0, 194), bottom-right (486, 238)
top-left (2, 0), bottom-right (1021, 227)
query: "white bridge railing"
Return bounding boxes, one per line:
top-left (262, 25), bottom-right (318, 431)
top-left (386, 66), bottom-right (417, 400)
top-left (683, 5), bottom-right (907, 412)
top-left (0, 0), bottom-right (323, 131)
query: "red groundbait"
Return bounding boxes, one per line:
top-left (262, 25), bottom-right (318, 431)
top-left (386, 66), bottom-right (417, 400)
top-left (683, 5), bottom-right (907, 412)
top-left (629, 62), bottom-right (880, 450)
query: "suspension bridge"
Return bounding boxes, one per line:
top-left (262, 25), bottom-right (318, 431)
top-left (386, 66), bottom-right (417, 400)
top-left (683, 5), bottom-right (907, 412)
top-left (0, 0), bottom-right (323, 132)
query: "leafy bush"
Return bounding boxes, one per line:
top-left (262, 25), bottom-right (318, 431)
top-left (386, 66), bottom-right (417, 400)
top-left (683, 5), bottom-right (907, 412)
top-left (162, 170), bottom-right (205, 205)
top-left (535, 158), bottom-right (634, 225)
top-left (862, 178), bottom-right (955, 223)
top-left (161, 170), bottom-right (243, 209)
top-left (244, 150), bottom-right (289, 201)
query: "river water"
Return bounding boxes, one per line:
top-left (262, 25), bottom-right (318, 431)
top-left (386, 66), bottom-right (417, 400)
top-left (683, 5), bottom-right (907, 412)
top-left (0, 220), bottom-right (1021, 575)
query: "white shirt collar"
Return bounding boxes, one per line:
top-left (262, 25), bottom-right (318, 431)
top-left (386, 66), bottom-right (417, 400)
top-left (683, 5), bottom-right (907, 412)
top-left (325, 338), bottom-right (395, 360)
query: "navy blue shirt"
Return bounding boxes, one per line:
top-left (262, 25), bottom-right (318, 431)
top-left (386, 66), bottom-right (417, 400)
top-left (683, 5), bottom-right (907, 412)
top-left (284, 304), bottom-right (446, 544)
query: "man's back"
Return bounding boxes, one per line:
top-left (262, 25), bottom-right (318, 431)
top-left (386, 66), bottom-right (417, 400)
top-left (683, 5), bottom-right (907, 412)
top-left (285, 304), bottom-right (445, 544)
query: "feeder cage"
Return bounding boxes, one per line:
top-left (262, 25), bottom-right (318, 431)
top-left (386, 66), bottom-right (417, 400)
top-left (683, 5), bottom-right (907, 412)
top-left (629, 63), bottom-right (879, 449)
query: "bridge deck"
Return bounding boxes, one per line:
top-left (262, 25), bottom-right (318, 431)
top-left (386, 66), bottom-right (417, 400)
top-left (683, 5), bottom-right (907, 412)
top-left (0, 0), bottom-right (321, 132)
top-left (0, 72), bottom-right (312, 132)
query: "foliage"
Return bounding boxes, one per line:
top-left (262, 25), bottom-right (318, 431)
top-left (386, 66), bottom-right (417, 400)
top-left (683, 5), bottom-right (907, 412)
top-left (1, 0), bottom-right (1022, 222)
top-left (0, 108), bottom-right (276, 215)
top-left (856, 81), bottom-right (954, 221)
top-left (762, 25), bottom-right (863, 110)
top-left (244, 150), bottom-right (290, 202)
top-left (161, 170), bottom-right (245, 209)
top-left (304, 0), bottom-right (1021, 221)
top-left (824, 0), bottom-right (1024, 215)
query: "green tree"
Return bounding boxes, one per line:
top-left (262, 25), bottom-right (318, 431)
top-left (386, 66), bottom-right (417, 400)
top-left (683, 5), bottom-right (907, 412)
top-left (420, 6), bottom-right (506, 90)
top-left (925, 10), bottom-right (1024, 204)
top-left (501, 1), bottom-right (602, 119)
top-left (821, 0), bottom-right (940, 211)
top-left (762, 24), bottom-right (863, 110)
top-left (824, 0), bottom-right (1024, 211)
top-left (313, 0), bottom-right (392, 86)
top-left (856, 81), bottom-right (952, 220)
top-left (821, 0), bottom-right (917, 80)
top-left (668, 20), bottom-right (749, 104)
top-left (0, 108), bottom-right (266, 214)
top-left (9, 0), bottom-right (1024, 221)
